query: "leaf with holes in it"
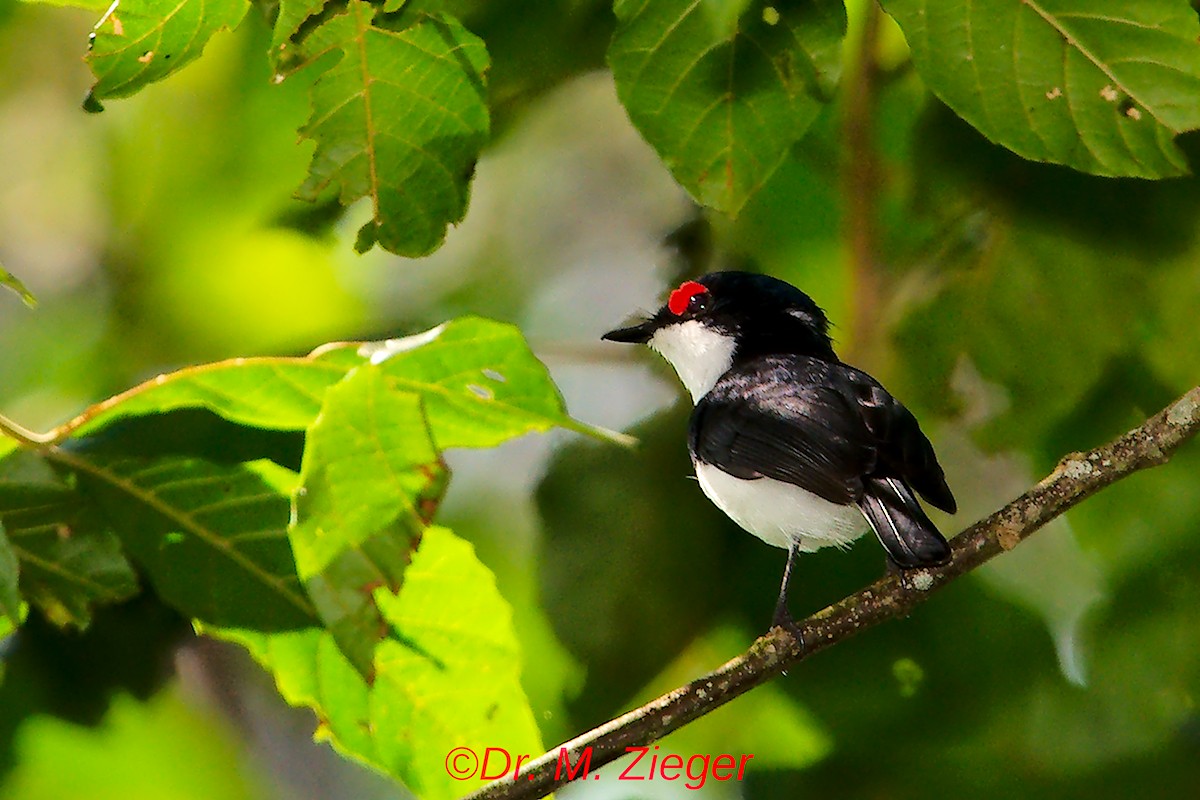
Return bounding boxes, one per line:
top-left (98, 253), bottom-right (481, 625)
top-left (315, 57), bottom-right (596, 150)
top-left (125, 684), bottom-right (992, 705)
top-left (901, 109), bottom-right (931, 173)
top-left (609, 0), bottom-right (846, 215)
top-left (292, 2), bottom-right (490, 256)
top-left (292, 365), bottom-right (448, 679)
top-left (358, 316), bottom-right (633, 448)
top-left (0, 450), bottom-right (138, 628)
top-left (271, 0), bottom-right (329, 50)
top-left (85, 0), bottom-right (250, 108)
top-left (880, 0), bottom-right (1200, 178)
top-left (68, 450), bottom-right (317, 630)
top-left (269, 0), bottom-right (328, 71)
top-left (214, 526), bottom-right (542, 800)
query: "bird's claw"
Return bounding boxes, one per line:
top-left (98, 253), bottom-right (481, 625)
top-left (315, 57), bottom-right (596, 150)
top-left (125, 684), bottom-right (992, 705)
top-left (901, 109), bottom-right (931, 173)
top-left (771, 605), bottom-right (806, 648)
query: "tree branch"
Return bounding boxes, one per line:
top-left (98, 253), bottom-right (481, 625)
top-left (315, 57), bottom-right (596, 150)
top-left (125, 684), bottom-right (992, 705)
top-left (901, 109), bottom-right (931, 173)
top-left (463, 385), bottom-right (1200, 800)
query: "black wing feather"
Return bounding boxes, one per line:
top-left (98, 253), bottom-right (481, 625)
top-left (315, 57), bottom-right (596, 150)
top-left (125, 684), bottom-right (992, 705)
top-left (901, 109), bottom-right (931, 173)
top-left (839, 366), bottom-right (957, 514)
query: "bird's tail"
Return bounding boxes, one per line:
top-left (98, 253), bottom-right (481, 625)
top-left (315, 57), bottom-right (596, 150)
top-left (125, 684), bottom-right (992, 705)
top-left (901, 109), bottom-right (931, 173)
top-left (858, 476), bottom-right (951, 568)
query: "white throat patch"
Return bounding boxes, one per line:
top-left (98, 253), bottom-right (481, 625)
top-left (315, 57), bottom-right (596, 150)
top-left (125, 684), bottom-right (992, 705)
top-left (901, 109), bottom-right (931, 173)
top-left (648, 320), bottom-right (736, 403)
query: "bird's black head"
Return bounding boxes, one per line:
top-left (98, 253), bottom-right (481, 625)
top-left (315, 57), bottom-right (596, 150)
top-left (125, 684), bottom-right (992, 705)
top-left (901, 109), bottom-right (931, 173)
top-left (603, 271), bottom-right (837, 401)
top-left (603, 271), bottom-right (836, 357)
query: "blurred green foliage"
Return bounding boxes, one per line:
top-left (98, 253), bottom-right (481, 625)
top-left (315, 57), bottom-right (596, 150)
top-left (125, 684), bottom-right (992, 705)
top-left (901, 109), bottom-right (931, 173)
top-left (4, 689), bottom-right (270, 800)
top-left (1, 0), bottom-right (1199, 799)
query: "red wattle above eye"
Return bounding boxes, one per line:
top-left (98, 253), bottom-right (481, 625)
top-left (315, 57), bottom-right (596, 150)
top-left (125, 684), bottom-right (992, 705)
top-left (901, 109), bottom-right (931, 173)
top-left (668, 281), bottom-right (707, 315)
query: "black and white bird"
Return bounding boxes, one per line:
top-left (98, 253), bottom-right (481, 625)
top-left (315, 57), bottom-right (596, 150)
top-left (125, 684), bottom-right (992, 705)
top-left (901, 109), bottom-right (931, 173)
top-left (603, 271), bottom-right (956, 632)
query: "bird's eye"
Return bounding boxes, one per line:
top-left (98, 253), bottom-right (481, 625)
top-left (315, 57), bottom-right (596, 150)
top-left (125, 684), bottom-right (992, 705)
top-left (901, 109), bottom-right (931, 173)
top-left (668, 281), bottom-right (709, 316)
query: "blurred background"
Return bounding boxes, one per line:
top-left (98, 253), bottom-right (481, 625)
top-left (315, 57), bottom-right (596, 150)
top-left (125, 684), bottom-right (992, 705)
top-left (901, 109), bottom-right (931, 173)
top-left (1, 0), bottom-right (1199, 798)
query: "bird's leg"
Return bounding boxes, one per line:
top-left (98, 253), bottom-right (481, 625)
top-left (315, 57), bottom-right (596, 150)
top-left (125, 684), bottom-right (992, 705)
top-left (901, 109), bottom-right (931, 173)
top-left (771, 541), bottom-right (805, 643)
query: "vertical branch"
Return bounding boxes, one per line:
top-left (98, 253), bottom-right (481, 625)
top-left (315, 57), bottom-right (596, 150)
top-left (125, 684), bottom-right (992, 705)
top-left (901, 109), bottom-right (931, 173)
top-left (841, 0), bottom-right (885, 365)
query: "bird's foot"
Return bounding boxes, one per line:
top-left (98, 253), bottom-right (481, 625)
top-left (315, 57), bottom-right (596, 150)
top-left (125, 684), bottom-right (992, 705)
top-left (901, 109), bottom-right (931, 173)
top-left (770, 604), bottom-right (806, 648)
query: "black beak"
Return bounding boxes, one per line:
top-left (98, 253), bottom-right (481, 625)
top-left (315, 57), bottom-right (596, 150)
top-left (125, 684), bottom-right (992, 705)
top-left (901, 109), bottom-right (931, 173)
top-left (602, 318), bottom-right (658, 344)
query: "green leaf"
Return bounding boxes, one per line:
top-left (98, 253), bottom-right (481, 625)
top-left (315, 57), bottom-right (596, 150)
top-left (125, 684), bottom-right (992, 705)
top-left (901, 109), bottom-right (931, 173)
top-left (0, 450), bottom-right (139, 628)
top-left (0, 263), bottom-right (36, 308)
top-left (291, 367), bottom-right (443, 577)
top-left (0, 519), bottom-right (21, 622)
top-left (69, 355), bottom-right (349, 438)
top-left (292, 365), bottom-right (447, 678)
top-left (362, 316), bottom-right (627, 447)
top-left (66, 450), bottom-right (317, 630)
top-left (217, 527), bottom-right (542, 800)
top-left (370, 528), bottom-right (542, 797)
top-left (609, 0), bottom-right (846, 214)
top-left (270, 0), bottom-right (329, 51)
top-left (85, 0), bottom-right (251, 106)
top-left (292, 2), bottom-right (491, 255)
top-left (18, 0), bottom-right (113, 9)
top-left (65, 317), bottom-right (624, 445)
top-left (880, 0), bottom-right (1200, 177)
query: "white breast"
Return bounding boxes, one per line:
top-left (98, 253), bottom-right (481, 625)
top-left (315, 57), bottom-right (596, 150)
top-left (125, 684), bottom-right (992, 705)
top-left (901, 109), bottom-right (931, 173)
top-left (695, 462), bottom-right (869, 552)
top-left (648, 320), bottom-right (736, 402)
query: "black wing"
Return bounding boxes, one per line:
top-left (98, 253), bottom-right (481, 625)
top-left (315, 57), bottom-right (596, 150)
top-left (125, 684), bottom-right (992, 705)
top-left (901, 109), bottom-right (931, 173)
top-left (688, 357), bottom-right (879, 506)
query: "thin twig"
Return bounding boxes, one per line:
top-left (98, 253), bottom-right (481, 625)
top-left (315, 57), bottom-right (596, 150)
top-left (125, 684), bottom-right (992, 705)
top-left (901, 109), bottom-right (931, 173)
top-left (463, 386), bottom-right (1200, 800)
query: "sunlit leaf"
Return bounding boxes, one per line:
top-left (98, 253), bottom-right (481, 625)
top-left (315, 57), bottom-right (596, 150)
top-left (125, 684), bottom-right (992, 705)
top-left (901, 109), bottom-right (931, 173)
top-left (609, 0), bottom-right (846, 214)
top-left (291, 367), bottom-right (442, 577)
top-left (217, 527), bottom-right (542, 800)
top-left (66, 318), bottom-right (623, 445)
top-left (291, 2), bottom-right (490, 255)
top-left (68, 356), bottom-right (347, 438)
top-left (0, 450), bottom-right (138, 628)
top-left (881, 0), bottom-right (1200, 177)
top-left (292, 365), bottom-right (447, 678)
top-left (85, 0), bottom-right (251, 107)
top-left (369, 528), bottom-right (542, 798)
top-left (361, 317), bottom-right (628, 447)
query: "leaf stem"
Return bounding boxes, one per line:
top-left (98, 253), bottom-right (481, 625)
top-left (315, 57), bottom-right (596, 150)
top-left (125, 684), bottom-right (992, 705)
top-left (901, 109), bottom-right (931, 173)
top-left (0, 413), bottom-right (56, 448)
